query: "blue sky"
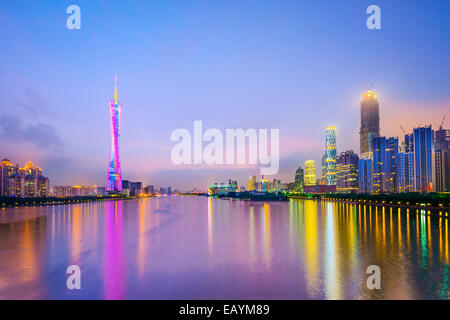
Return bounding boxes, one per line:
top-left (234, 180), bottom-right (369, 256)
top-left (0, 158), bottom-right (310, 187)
top-left (0, 0), bottom-right (449, 190)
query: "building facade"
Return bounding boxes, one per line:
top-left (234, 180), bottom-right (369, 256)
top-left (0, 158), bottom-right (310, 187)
top-left (294, 166), bottom-right (304, 192)
top-left (413, 126), bottom-right (434, 193)
top-left (1, 159), bottom-right (49, 198)
top-left (372, 136), bottom-right (398, 193)
top-left (325, 126), bottom-right (337, 185)
top-left (358, 152), bottom-right (373, 194)
top-left (336, 150), bottom-right (359, 193)
top-left (304, 160), bottom-right (316, 186)
top-left (360, 91), bottom-right (380, 154)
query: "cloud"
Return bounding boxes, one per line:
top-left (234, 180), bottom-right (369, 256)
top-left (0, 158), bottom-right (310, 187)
top-left (0, 114), bottom-right (63, 149)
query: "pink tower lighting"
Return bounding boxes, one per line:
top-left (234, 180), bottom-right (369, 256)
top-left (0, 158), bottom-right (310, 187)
top-left (106, 75), bottom-right (122, 192)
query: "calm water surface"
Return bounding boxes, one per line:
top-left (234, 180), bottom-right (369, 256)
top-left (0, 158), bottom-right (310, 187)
top-left (0, 196), bottom-right (448, 299)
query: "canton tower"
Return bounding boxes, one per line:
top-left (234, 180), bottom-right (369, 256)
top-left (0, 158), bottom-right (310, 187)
top-left (106, 75), bottom-right (122, 192)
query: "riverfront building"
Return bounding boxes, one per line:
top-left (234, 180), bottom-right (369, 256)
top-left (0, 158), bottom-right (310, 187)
top-left (336, 150), bottom-right (359, 193)
top-left (304, 160), bottom-right (316, 186)
top-left (0, 158), bottom-right (49, 198)
top-left (325, 126), bottom-right (337, 185)
top-left (360, 91), bottom-right (380, 154)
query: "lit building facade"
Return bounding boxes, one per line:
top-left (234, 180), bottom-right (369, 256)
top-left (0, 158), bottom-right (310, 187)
top-left (396, 151), bottom-right (415, 193)
top-left (304, 160), bottom-right (316, 186)
top-left (325, 126), bottom-right (337, 185)
top-left (358, 152), bottom-right (373, 193)
top-left (248, 175), bottom-right (257, 191)
top-left (1, 159), bottom-right (49, 198)
top-left (434, 127), bottom-right (450, 192)
top-left (372, 136), bottom-right (398, 193)
top-left (294, 166), bottom-right (304, 192)
top-left (360, 91), bottom-right (380, 154)
top-left (413, 126), bottom-right (434, 193)
top-left (336, 150), bottom-right (359, 193)
top-left (106, 75), bottom-right (123, 193)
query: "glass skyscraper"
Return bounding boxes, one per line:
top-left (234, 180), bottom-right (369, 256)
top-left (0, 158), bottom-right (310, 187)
top-left (106, 76), bottom-right (123, 192)
top-left (360, 91), bottom-right (380, 154)
top-left (358, 152), bottom-right (373, 194)
top-left (413, 126), bottom-right (434, 193)
top-left (372, 136), bottom-right (398, 193)
top-left (325, 126), bottom-right (337, 185)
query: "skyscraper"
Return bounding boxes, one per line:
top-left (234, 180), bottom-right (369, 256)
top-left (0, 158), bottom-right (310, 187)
top-left (434, 127), bottom-right (449, 192)
top-left (248, 176), bottom-right (257, 191)
top-left (396, 151), bottom-right (414, 193)
top-left (294, 166), bottom-right (304, 192)
top-left (106, 76), bottom-right (123, 193)
top-left (372, 136), bottom-right (398, 193)
top-left (304, 160), bottom-right (316, 186)
top-left (358, 152), bottom-right (373, 193)
top-left (336, 150), bottom-right (359, 193)
top-left (413, 126), bottom-right (434, 193)
top-left (325, 126), bottom-right (337, 185)
top-left (360, 91), bottom-right (380, 154)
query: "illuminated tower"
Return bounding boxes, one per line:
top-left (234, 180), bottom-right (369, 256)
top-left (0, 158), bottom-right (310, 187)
top-left (325, 126), bottom-right (337, 185)
top-left (360, 91), bottom-right (380, 154)
top-left (106, 75), bottom-right (122, 192)
top-left (304, 160), bottom-right (316, 186)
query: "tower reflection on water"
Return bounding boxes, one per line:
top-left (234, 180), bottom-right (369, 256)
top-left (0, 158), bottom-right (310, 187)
top-left (0, 197), bottom-right (448, 299)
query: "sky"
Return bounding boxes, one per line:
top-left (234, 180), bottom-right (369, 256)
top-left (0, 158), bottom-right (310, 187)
top-left (0, 0), bottom-right (449, 190)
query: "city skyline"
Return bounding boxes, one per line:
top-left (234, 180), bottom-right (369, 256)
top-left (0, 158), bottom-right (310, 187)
top-left (0, 1), bottom-right (449, 190)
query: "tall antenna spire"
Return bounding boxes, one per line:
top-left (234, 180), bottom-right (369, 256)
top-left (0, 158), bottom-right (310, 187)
top-left (114, 75), bottom-right (118, 104)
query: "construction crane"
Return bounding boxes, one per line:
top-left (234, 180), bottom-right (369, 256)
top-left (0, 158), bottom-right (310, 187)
top-left (439, 114), bottom-right (446, 130)
top-left (399, 125), bottom-right (407, 135)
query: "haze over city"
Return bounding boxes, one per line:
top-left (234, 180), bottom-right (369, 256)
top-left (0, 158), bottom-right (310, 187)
top-left (0, 1), bottom-right (449, 190)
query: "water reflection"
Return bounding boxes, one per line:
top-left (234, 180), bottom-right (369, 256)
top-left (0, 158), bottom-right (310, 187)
top-left (0, 197), bottom-right (448, 299)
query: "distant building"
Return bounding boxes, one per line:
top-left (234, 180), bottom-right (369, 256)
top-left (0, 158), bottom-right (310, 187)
top-left (208, 182), bottom-right (237, 195)
top-left (294, 166), bottom-right (304, 192)
top-left (0, 159), bottom-right (49, 198)
top-left (336, 150), bottom-right (359, 193)
top-left (53, 185), bottom-right (98, 197)
top-left (325, 126), bottom-right (337, 185)
top-left (248, 176), bottom-right (257, 191)
top-left (396, 151), bottom-right (414, 193)
top-left (130, 181), bottom-right (142, 196)
top-left (360, 90), bottom-right (380, 154)
top-left (358, 152), bottom-right (373, 194)
top-left (413, 126), bottom-right (434, 193)
top-left (434, 127), bottom-right (450, 192)
top-left (304, 160), bottom-right (316, 186)
top-left (270, 179), bottom-right (281, 192)
top-left (303, 184), bottom-right (336, 194)
top-left (372, 136), bottom-right (398, 193)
